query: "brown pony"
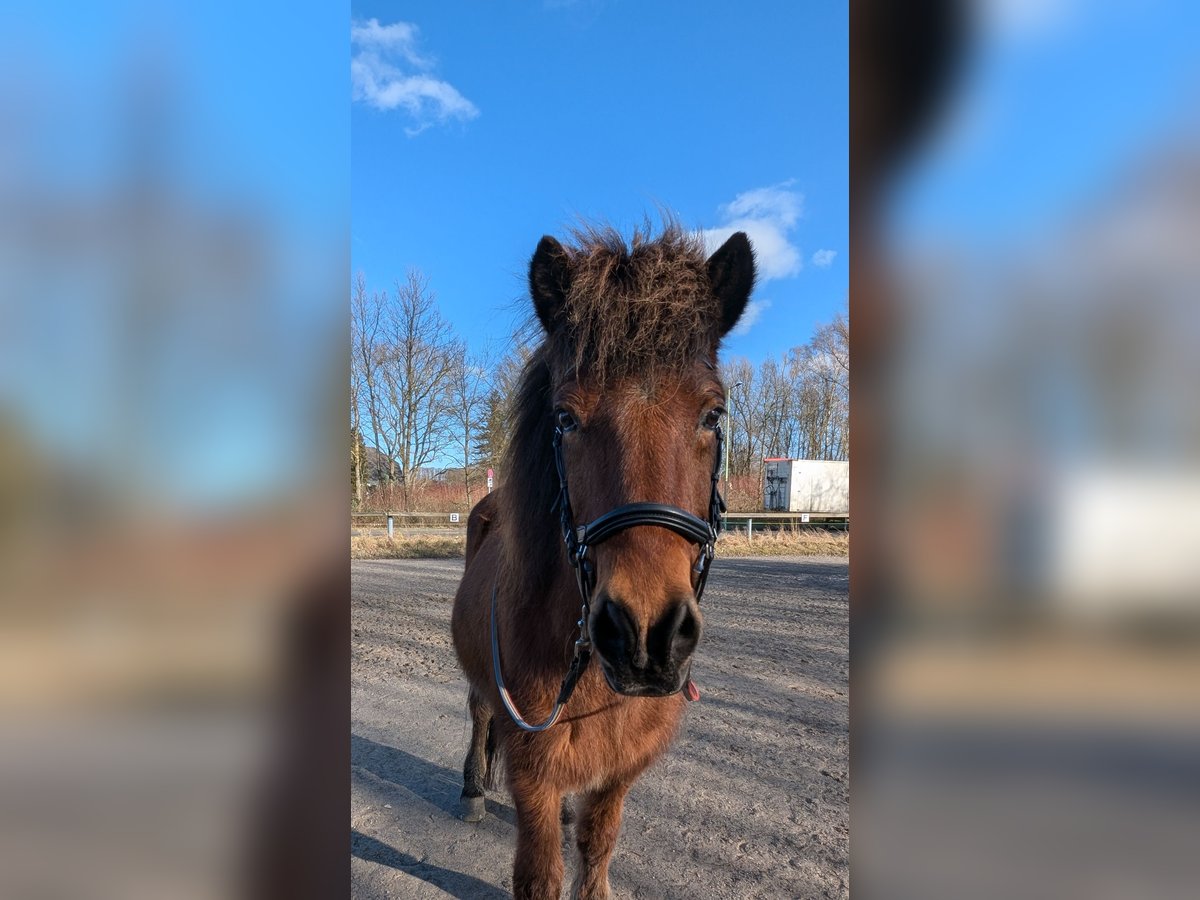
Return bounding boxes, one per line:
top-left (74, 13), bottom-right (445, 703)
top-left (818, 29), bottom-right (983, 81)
top-left (451, 223), bottom-right (754, 899)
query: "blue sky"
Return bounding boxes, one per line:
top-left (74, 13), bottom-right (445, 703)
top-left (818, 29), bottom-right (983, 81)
top-left (351, 1), bottom-right (848, 364)
top-left (1, 1), bottom-right (347, 507)
top-left (893, 0), bottom-right (1200, 242)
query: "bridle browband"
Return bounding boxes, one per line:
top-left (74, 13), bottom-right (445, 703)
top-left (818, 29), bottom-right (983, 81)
top-left (492, 421), bottom-right (726, 731)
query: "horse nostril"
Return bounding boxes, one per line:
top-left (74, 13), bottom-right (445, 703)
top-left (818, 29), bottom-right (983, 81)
top-left (669, 601), bottom-right (701, 661)
top-left (677, 606), bottom-right (698, 642)
top-left (592, 597), bottom-right (636, 664)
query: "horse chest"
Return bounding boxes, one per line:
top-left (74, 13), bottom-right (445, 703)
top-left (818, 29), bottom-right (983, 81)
top-left (553, 699), bottom-right (683, 786)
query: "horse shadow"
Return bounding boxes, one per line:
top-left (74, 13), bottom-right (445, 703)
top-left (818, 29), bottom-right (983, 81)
top-left (351, 829), bottom-right (509, 900)
top-left (351, 734), bottom-right (520, 898)
top-left (351, 732), bottom-right (516, 825)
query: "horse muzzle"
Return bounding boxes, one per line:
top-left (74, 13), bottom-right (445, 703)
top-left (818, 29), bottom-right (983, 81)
top-left (590, 594), bottom-right (701, 697)
top-left (597, 658), bottom-right (693, 697)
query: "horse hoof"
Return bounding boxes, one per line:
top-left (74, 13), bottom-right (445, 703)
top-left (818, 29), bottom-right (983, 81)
top-left (461, 795), bottom-right (486, 823)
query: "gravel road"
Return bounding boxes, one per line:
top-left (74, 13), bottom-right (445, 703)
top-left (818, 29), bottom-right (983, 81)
top-left (351, 556), bottom-right (848, 899)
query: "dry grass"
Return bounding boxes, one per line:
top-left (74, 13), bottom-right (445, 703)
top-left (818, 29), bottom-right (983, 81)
top-left (717, 528), bottom-right (848, 557)
top-left (351, 535), bottom-right (466, 559)
top-left (351, 528), bottom-right (847, 560)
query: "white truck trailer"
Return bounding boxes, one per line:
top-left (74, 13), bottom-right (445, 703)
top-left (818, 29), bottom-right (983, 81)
top-left (762, 458), bottom-right (849, 515)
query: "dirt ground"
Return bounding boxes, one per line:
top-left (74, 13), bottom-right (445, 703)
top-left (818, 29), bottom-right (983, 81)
top-left (351, 557), bottom-right (848, 899)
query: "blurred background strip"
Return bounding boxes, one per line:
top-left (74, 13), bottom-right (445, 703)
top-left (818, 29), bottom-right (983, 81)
top-left (853, 0), bottom-right (1200, 897)
top-left (0, 2), bottom-right (348, 898)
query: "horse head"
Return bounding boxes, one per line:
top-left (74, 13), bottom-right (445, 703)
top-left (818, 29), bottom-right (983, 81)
top-left (525, 224), bottom-right (755, 697)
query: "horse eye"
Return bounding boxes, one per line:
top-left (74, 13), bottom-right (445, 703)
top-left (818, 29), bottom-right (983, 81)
top-left (556, 409), bottom-right (578, 431)
top-left (704, 407), bottom-right (725, 429)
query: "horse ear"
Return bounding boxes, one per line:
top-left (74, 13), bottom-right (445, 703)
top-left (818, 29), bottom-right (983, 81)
top-left (707, 232), bottom-right (756, 337)
top-left (529, 236), bottom-right (571, 334)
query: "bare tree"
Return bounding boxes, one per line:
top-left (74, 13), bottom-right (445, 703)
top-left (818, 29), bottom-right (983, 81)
top-left (757, 357), bottom-right (796, 459)
top-left (802, 311), bottom-right (849, 459)
top-left (475, 325), bottom-right (538, 476)
top-left (351, 424), bottom-right (367, 506)
top-left (812, 311), bottom-right (849, 391)
top-left (720, 308), bottom-right (849, 502)
top-left (352, 272), bottom-right (391, 504)
top-left (447, 345), bottom-right (492, 506)
top-left (375, 269), bottom-right (461, 509)
top-left (724, 359), bottom-right (762, 477)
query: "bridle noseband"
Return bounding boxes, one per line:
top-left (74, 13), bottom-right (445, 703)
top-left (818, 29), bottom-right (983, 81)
top-left (492, 422), bottom-right (726, 731)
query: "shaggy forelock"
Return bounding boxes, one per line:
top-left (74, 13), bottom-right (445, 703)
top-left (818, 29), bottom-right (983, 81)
top-left (547, 222), bottom-right (719, 382)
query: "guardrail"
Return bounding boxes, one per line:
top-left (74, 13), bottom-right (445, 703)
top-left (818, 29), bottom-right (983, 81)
top-left (351, 511), bottom-right (467, 538)
top-left (722, 512), bottom-right (849, 538)
top-left (351, 510), bottom-right (847, 539)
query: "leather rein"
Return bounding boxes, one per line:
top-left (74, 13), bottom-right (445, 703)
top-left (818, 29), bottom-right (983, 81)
top-left (491, 422), bottom-right (726, 731)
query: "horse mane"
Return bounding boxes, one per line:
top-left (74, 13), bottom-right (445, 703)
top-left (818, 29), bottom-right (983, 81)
top-left (499, 222), bottom-right (721, 601)
top-left (498, 350), bottom-right (559, 603)
top-left (544, 221), bottom-right (718, 383)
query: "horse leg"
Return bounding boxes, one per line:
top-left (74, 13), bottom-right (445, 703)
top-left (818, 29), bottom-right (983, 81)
top-left (459, 687), bottom-right (493, 822)
top-left (510, 773), bottom-right (565, 900)
top-left (570, 781), bottom-right (631, 900)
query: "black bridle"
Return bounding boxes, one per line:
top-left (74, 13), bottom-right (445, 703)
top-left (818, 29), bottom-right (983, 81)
top-left (492, 422), bottom-right (726, 731)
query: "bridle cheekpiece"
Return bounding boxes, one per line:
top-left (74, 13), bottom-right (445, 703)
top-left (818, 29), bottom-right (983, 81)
top-left (491, 420), bottom-right (725, 731)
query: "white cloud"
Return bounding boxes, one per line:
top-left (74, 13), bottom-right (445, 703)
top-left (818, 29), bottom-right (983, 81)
top-left (719, 182), bottom-right (803, 227)
top-left (350, 19), bottom-right (428, 66)
top-left (730, 298), bottom-right (772, 337)
top-left (351, 18), bottom-right (479, 135)
top-left (811, 249), bottom-right (837, 268)
top-left (702, 181), bottom-right (804, 281)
